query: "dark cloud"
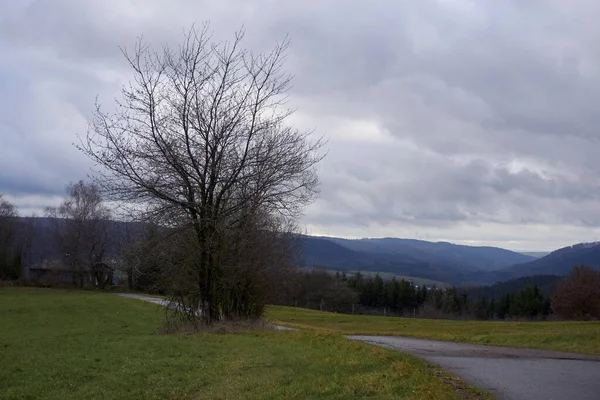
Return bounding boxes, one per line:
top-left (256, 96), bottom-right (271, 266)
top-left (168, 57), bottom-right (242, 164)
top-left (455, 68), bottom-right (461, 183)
top-left (1, 0), bottom-right (600, 250)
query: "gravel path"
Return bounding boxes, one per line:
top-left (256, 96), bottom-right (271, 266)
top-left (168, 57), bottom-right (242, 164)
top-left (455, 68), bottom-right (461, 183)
top-left (114, 293), bottom-right (296, 331)
top-left (116, 293), bottom-right (171, 307)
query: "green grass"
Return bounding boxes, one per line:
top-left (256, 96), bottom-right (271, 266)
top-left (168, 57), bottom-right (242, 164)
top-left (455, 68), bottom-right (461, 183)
top-left (266, 306), bottom-right (600, 355)
top-left (0, 288), bottom-right (488, 399)
top-left (366, 272), bottom-right (450, 288)
top-left (317, 268), bottom-right (450, 288)
top-left (349, 271), bottom-right (450, 288)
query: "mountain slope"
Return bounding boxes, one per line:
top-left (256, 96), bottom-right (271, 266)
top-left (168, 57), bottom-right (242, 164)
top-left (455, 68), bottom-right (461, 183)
top-left (474, 242), bottom-right (600, 283)
top-left (19, 216), bottom-right (569, 286)
top-left (298, 236), bottom-right (470, 283)
top-left (299, 236), bottom-right (535, 284)
top-left (324, 237), bottom-right (534, 272)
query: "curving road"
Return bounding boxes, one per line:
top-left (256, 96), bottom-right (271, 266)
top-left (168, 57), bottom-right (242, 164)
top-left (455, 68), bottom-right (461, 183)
top-left (347, 335), bottom-right (600, 400)
top-left (116, 294), bottom-right (599, 399)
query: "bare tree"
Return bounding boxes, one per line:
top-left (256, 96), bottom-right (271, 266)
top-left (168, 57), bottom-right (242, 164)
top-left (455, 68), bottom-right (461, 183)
top-left (552, 266), bottom-right (600, 320)
top-left (0, 195), bottom-right (21, 280)
top-left (0, 196), bottom-right (39, 281)
top-left (45, 181), bottom-right (112, 288)
top-left (0, 195), bottom-right (15, 219)
top-left (117, 221), bottom-right (168, 292)
top-left (115, 221), bottom-right (141, 290)
top-left (80, 24), bottom-right (323, 324)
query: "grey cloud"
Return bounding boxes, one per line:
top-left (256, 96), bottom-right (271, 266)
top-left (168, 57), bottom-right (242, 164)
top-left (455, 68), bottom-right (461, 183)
top-left (1, 0), bottom-right (600, 249)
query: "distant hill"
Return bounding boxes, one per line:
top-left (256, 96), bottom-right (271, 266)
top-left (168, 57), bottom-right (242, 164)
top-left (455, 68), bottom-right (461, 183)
top-left (299, 236), bottom-right (535, 285)
top-left (298, 236), bottom-right (461, 283)
top-left (519, 251), bottom-right (550, 258)
top-left (300, 266), bottom-right (451, 288)
top-left (327, 237), bottom-right (535, 272)
top-left (16, 217), bottom-right (147, 267)
top-left (19, 216), bottom-right (582, 286)
top-left (471, 242), bottom-right (600, 284)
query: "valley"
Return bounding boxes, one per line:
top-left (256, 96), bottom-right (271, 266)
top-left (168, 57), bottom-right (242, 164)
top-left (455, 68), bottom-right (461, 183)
top-left (300, 235), bottom-right (600, 285)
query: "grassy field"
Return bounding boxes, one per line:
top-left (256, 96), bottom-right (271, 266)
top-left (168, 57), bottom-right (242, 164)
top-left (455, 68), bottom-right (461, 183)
top-left (266, 306), bottom-right (600, 355)
top-left (0, 288), bottom-right (488, 400)
top-left (351, 271), bottom-right (450, 288)
top-left (316, 268), bottom-right (450, 288)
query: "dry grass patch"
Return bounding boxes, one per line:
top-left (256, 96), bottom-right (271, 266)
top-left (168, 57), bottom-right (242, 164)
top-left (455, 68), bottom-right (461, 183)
top-left (158, 317), bottom-right (279, 334)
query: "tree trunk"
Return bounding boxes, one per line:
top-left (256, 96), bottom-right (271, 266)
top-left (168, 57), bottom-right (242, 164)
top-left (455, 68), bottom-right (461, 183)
top-left (78, 265), bottom-right (84, 288)
top-left (127, 268), bottom-right (133, 289)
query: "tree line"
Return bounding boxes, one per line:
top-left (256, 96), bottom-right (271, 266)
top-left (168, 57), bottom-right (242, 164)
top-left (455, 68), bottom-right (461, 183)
top-left (3, 188), bottom-right (599, 322)
top-left (0, 195), bottom-right (35, 281)
top-left (0, 195), bottom-right (23, 280)
top-left (273, 266), bottom-right (600, 321)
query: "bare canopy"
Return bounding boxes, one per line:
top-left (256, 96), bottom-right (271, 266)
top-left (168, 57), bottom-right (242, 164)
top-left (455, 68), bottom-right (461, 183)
top-left (80, 25), bottom-right (323, 323)
top-left (45, 181), bottom-right (112, 288)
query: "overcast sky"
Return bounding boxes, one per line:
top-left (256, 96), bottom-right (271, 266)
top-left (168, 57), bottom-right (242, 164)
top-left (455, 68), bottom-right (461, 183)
top-left (2, 1), bottom-right (600, 251)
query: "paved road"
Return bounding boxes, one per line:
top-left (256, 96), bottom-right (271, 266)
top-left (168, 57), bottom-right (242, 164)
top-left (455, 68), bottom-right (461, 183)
top-left (116, 294), bottom-right (597, 398)
top-left (348, 335), bottom-right (600, 400)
